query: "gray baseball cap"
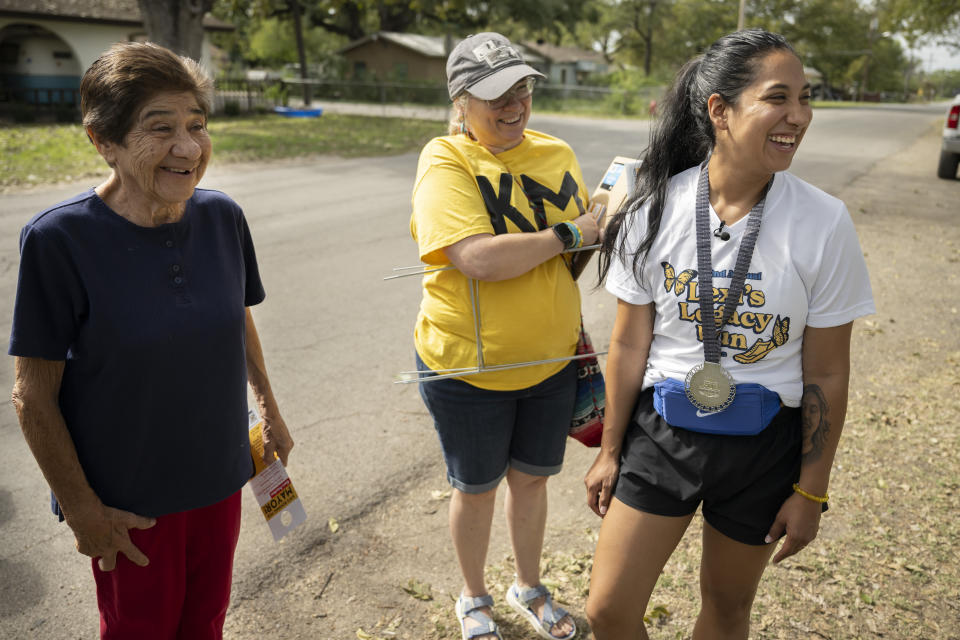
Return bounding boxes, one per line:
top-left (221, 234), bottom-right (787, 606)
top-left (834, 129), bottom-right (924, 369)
top-left (446, 32), bottom-right (545, 101)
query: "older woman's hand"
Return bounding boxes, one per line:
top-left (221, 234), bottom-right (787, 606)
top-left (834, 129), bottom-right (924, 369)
top-left (262, 412), bottom-right (294, 467)
top-left (11, 356), bottom-right (156, 570)
top-left (244, 309), bottom-right (293, 466)
top-left (67, 501), bottom-right (156, 571)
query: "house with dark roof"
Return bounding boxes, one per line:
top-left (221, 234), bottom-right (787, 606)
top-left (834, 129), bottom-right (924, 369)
top-left (337, 31), bottom-right (546, 84)
top-left (0, 0), bottom-right (231, 105)
top-left (338, 32), bottom-right (447, 81)
top-left (520, 40), bottom-right (608, 86)
top-left (337, 31), bottom-right (608, 89)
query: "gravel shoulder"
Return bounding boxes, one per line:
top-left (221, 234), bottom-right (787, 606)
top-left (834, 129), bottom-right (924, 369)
top-left (220, 119), bottom-right (960, 640)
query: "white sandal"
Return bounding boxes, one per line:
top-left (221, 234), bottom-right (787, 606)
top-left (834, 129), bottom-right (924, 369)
top-left (455, 593), bottom-right (502, 640)
top-left (506, 582), bottom-right (576, 640)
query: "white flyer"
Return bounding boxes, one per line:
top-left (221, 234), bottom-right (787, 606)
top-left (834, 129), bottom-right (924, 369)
top-left (247, 409), bottom-right (307, 541)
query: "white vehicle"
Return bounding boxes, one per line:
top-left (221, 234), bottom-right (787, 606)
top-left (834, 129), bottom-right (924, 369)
top-left (938, 93), bottom-right (960, 179)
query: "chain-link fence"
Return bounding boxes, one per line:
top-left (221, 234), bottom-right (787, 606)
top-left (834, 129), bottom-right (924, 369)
top-left (0, 77), bottom-right (664, 122)
top-left (0, 86), bottom-right (80, 122)
top-left (213, 77), bottom-right (666, 117)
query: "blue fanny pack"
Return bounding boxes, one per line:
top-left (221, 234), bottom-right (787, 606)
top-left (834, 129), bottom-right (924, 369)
top-left (652, 378), bottom-right (781, 436)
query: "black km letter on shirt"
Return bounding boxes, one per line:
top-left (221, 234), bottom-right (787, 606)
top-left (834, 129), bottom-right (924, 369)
top-left (476, 174), bottom-right (536, 234)
top-left (520, 172), bottom-right (583, 230)
top-left (476, 171), bottom-right (583, 235)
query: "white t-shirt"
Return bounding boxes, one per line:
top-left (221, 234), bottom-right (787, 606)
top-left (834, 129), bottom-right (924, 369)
top-left (606, 165), bottom-right (876, 407)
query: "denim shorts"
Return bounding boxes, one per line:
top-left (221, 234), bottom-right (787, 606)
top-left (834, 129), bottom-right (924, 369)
top-left (615, 387), bottom-right (809, 545)
top-left (416, 351), bottom-right (577, 494)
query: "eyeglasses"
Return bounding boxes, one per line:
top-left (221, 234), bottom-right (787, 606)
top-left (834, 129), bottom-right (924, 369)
top-left (480, 77), bottom-right (536, 109)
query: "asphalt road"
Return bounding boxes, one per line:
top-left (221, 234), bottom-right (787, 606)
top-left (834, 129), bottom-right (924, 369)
top-left (0, 101), bottom-right (946, 639)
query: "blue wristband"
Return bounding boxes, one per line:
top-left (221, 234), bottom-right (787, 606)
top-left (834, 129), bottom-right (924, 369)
top-left (568, 221), bottom-right (583, 248)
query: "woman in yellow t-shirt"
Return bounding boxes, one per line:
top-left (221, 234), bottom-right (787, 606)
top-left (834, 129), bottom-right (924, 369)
top-left (411, 32), bottom-right (598, 640)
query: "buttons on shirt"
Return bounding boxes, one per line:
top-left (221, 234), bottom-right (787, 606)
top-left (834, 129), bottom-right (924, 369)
top-left (164, 237), bottom-right (185, 290)
top-left (170, 263), bottom-right (185, 287)
top-left (158, 232), bottom-right (189, 299)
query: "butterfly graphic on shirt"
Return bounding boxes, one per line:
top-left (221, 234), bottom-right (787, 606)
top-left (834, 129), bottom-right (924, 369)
top-left (733, 315), bottom-right (791, 364)
top-left (661, 261), bottom-right (698, 296)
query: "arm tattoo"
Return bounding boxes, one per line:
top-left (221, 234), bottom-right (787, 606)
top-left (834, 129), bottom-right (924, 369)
top-left (800, 384), bottom-right (830, 464)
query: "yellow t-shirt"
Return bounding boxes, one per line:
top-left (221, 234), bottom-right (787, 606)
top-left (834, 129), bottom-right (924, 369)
top-left (411, 130), bottom-right (587, 391)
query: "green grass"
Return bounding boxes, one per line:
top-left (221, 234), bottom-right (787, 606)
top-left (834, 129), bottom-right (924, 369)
top-left (811, 100), bottom-right (891, 108)
top-left (207, 113), bottom-right (443, 161)
top-left (536, 97), bottom-right (657, 119)
top-left (0, 113), bottom-right (445, 190)
top-left (0, 123), bottom-right (105, 190)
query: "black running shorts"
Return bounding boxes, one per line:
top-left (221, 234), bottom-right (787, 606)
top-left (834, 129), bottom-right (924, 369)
top-left (614, 387), bottom-right (806, 545)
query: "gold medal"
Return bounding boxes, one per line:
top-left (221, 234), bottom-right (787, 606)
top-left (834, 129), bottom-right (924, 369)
top-left (685, 361), bottom-right (736, 412)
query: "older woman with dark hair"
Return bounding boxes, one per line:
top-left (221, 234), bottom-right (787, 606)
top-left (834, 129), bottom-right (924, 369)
top-left (9, 41), bottom-right (291, 639)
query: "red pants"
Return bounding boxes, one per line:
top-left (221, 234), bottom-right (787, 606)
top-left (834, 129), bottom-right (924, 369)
top-left (93, 491), bottom-right (242, 640)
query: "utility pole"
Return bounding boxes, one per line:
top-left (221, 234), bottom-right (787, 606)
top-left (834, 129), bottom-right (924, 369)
top-left (738, 0), bottom-right (746, 30)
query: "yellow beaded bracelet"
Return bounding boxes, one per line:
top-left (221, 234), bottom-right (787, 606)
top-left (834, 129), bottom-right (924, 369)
top-left (569, 221), bottom-right (583, 248)
top-left (793, 483), bottom-right (829, 504)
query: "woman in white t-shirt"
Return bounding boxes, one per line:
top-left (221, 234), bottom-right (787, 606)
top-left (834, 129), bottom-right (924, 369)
top-left (584, 29), bottom-right (874, 638)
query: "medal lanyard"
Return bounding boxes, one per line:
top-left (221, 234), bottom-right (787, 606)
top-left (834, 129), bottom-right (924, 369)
top-left (694, 163), bottom-right (772, 364)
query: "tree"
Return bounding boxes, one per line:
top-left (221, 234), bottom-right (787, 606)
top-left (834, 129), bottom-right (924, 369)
top-left (638, 0), bottom-right (664, 76)
top-left (217, 0), bottom-right (590, 45)
top-left (287, 0), bottom-right (312, 105)
top-left (925, 69), bottom-right (960, 98)
top-left (882, 0), bottom-right (960, 50)
top-left (658, 0), bottom-right (739, 68)
top-left (617, 0), bottom-right (669, 76)
top-left (752, 0), bottom-right (886, 98)
top-left (584, 0), bottom-right (740, 78)
top-left (213, 0), bottom-right (933, 101)
top-left (302, 0), bottom-right (370, 41)
top-left (569, 1), bottom-right (619, 64)
top-left (214, 12), bottom-right (346, 69)
top-left (858, 37), bottom-right (908, 94)
top-left (138, 0), bottom-right (216, 60)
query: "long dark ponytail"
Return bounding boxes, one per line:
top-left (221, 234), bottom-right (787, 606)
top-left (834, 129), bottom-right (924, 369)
top-left (598, 29), bottom-right (796, 285)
